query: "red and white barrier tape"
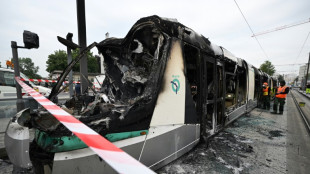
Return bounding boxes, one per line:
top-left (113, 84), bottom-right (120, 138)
top-left (20, 78), bottom-right (79, 84)
top-left (15, 77), bottom-right (155, 174)
top-left (20, 78), bottom-right (104, 85)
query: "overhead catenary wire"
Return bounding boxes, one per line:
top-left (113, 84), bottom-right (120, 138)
top-left (252, 18), bottom-right (310, 37)
top-left (233, 0), bottom-right (269, 60)
top-left (276, 70), bottom-right (298, 73)
top-left (274, 63), bottom-right (307, 66)
top-left (294, 31), bottom-right (310, 64)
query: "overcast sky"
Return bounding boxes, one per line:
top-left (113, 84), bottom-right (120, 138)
top-left (0, 0), bottom-right (309, 77)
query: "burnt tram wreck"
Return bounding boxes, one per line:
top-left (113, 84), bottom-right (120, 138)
top-left (6, 16), bottom-right (275, 173)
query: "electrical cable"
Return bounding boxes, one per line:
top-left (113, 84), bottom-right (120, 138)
top-left (252, 18), bottom-right (310, 37)
top-left (233, 0), bottom-right (269, 60)
top-left (294, 31), bottom-right (310, 64)
top-left (274, 63), bottom-right (307, 66)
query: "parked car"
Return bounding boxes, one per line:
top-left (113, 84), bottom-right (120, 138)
top-left (0, 67), bottom-right (51, 100)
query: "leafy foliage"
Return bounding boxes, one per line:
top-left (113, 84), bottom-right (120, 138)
top-left (18, 57), bottom-right (42, 79)
top-left (46, 49), bottom-right (99, 73)
top-left (46, 50), bottom-right (67, 73)
top-left (259, 60), bottom-right (275, 76)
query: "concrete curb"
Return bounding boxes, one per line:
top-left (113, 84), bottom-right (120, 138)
top-left (297, 90), bottom-right (310, 99)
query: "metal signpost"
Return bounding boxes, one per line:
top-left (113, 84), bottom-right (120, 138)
top-left (57, 33), bottom-right (80, 97)
top-left (11, 31), bottom-right (39, 112)
top-left (67, 33), bottom-right (74, 97)
top-left (11, 41), bottom-right (24, 112)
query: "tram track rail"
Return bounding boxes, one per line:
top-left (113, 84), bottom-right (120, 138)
top-left (291, 90), bottom-right (310, 134)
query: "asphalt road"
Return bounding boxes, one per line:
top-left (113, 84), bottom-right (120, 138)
top-left (158, 107), bottom-right (288, 173)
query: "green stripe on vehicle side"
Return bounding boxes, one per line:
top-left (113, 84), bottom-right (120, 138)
top-left (105, 130), bottom-right (148, 142)
top-left (35, 129), bottom-right (148, 152)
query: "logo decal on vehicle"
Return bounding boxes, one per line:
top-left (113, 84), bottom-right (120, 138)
top-left (171, 75), bottom-right (180, 94)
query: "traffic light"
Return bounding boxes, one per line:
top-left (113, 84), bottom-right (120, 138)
top-left (23, 30), bottom-right (39, 49)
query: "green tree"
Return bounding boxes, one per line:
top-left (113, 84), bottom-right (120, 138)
top-left (71, 49), bottom-right (99, 73)
top-left (259, 60), bottom-right (275, 76)
top-left (46, 49), bottom-right (99, 73)
top-left (46, 50), bottom-right (67, 73)
top-left (19, 57), bottom-right (42, 79)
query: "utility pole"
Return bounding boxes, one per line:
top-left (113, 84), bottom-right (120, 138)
top-left (76, 0), bottom-right (88, 94)
top-left (305, 52), bottom-right (310, 91)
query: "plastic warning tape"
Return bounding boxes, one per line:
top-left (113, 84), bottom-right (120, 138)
top-left (20, 78), bottom-right (57, 83)
top-left (15, 77), bottom-right (155, 174)
top-left (20, 78), bottom-right (79, 84)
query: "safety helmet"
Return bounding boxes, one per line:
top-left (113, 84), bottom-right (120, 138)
top-left (263, 82), bottom-right (268, 86)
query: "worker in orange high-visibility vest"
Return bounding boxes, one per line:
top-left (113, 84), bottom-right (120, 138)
top-left (272, 80), bottom-right (290, 115)
top-left (262, 82), bottom-right (271, 110)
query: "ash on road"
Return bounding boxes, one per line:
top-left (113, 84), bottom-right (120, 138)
top-left (157, 108), bottom-right (286, 174)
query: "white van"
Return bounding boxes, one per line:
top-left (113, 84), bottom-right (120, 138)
top-left (0, 67), bottom-right (51, 100)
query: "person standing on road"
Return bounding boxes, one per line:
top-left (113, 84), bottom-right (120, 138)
top-left (272, 80), bottom-right (290, 115)
top-left (75, 81), bottom-right (81, 96)
top-left (262, 82), bottom-right (271, 110)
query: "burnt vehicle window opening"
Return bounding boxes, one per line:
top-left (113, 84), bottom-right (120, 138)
top-left (183, 43), bottom-right (200, 108)
top-left (237, 67), bottom-right (247, 106)
top-left (254, 68), bottom-right (260, 100)
top-left (224, 62), bottom-right (247, 113)
top-left (216, 61), bottom-right (225, 126)
top-left (203, 54), bottom-right (216, 132)
top-left (93, 25), bottom-right (168, 134)
top-left (225, 61), bottom-right (237, 110)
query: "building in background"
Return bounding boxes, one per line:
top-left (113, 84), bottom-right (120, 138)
top-left (298, 64), bottom-right (310, 89)
top-left (283, 73), bottom-right (297, 86)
